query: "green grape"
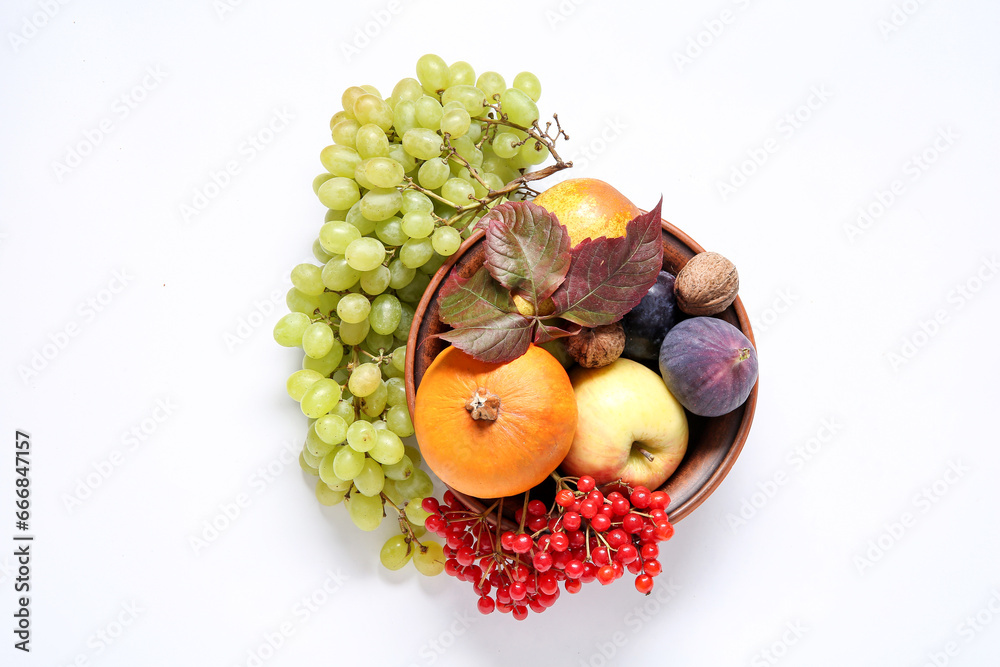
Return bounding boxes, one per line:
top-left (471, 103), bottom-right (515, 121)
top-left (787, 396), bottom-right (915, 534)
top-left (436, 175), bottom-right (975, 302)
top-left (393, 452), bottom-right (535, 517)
top-left (301, 444), bottom-right (323, 470)
top-left (339, 319), bottom-right (370, 345)
top-left (371, 419), bottom-right (388, 431)
top-left (344, 237), bottom-right (386, 272)
top-left (442, 99), bottom-right (463, 112)
top-left (431, 226), bottom-right (462, 256)
top-left (401, 211), bottom-right (434, 239)
top-left (519, 138), bottom-right (549, 166)
top-left (482, 172), bottom-right (505, 192)
top-left (353, 458), bottom-right (385, 497)
top-left (392, 77), bottom-right (424, 103)
top-left (319, 290), bottom-right (341, 315)
top-left (353, 94), bottom-right (393, 131)
top-left (301, 378), bottom-right (342, 419)
top-left (313, 172), bottom-right (335, 194)
top-left (324, 207), bottom-right (348, 222)
top-left (333, 446), bottom-right (365, 479)
top-left (364, 330), bottom-right (394, 355)
top-left (331, 118), bottom-right (360, 147)
top-left (360, 265), bottom-right (391, 295)
top-left (392, 99), bottom-right (418, 136)
top-left (404, 446), bottom-right (422, 467)
top-left (396, 273), bottom-right (428, 305)
top-left (370, 294), bottom-right (403, 335)
top-left (359, 84), bottom-right (381, 97)
top-left (440, 107), bottom-right (471, 137)
top-left (414, 95), bottom-right (443, 130)
top-left (387, 259), bottom-right (416, 290)
top-left (401, 190), bottom-right (434, 214)
top-left (341, 86), bottom-right (367, 115)
top-left (466, 120), bottom-right (483, 144)
top-left (346, 202), bottom-right (378, 235)
top-left (355, 123), bottom-right (390, 158)
top-left (385, 377), bottom-right (406, 407)
top-left (364, 157), bottom-right (405, 188)
top-left (405, 498), bottom-right (432, 526)
top-left (348, 362), bottom-right (381, 397)
top-left (399, 237), bottom-right (434, 269)
top-left (396, 469), bottom-right (433, 500)
top-left (330, 110), bottom-right (352, 128)
top-left (417, 157), bottom-right (450, 189)
top-left (387, 147), bottom-right (417, 177)
top-left (287, 369), bottom-right (323, 401)
top-left (448, 60), bottom-right (476, 86)
top-left (333, 369), bottom-right (350, 385)
top-left (315, 414), bottom-right (349, 445)
top-left (409, 522), bottom-right (427, 539)
top-left (346, 419), bottom-right (377, 452)
top-left (305, 422), bottom-right (335, 458)
top-left (320, 220), bottom-right (362, 255)
top-left (416, 53), bottom-right (449, 93)
top-left (419, 251), bottom-right (447, 276)
top-left (353, 162), bottom-right (376, 191)
top-left (442, 85), bottom-right (487, 116)
top-left (402, 128), bottom-right (443, 161)
top-left (302, 343), bottom-right (343, 376)
top-left (379, 534), bottom-right (413, 570)
top-left (492, 132), bottom-right (521, 159)
top-left (299, 451), bottom-right (318, 475)
top-left (476, 71), bottom-right (506, 102)
top-left (286, 287), bottom-right (320, 315)
top-left (381, 478), bottom-right (405, 506)
top-left (370, 430), bottom-right (405, 465)
top-left (383, 455), bottom-right (414, 481)
top-left (312, 238), bottom-right (333, 264)
top-left (441, 178), bottom-right (474, 206)
top-left (320, 145), bottom-right (362, 178)
top-left (302, 322), bottom-right (335, 359)
top-left (316, 479), bottom-right (348, 506)
top-left (500, 88), bottom-right (539, 127)
top-left (330, 400), bottom-right (356, 426)
top-left (347, 487), bottom-right (383, 531)
top-left (318, 448), bottom-right (351, 489)
top-left (336, 293), bottom-right (371, 324)
top-left (450, 135), bottom-right (481, 164)
top-left (322, 255), bottom-right (360, 291)
top-left (273, 312), bottom-right (311, 347)
top-left (413, 541), bottom-right (446, 576)
top-left (387, 404), bottom-right (415, 437)
top-left (512, 71), bottom-right (542, 102)
top-left (374, 217), bottom-right (409, 246)
top-left (361, 188), bottom-right (403, 222)
top-left (361, 381), bottom-right (388, 417)
top-left (391, 346), bottom-right (406, 373)
top-left (317, 177), bottom-right (361, 210)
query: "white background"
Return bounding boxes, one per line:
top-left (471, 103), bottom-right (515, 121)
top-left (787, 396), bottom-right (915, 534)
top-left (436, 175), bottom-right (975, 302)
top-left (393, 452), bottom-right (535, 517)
top-left (2, 1), bottom-right (999, 665)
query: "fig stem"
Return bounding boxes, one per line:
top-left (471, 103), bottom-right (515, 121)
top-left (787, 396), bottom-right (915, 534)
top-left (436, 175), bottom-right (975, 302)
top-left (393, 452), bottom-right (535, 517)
top-left (738, 347), bottom-right (751, 361)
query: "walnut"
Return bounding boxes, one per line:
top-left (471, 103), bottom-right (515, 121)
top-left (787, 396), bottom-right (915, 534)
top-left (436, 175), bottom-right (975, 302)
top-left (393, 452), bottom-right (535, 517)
top-left (564, 322), bottom-right (625, 368)
top-left (674, 252), bottom-right (739, 316)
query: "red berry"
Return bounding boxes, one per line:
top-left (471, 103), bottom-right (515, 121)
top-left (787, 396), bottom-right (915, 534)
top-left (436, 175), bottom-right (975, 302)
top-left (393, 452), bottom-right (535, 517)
top-left (500, 531), bottom-right (516, 551)
top-left (538, 572), bottom-right (559, 595)
top-left (641, 543), bottom-right (659, 560)
top-left (474, 579), bottom-right (492, 596)
top-left (563, 512), bottom-right (581, 531)
top-left (538, 591), bottom-right (559, 607)
top-left (511, 533), bottom-right (533, 554)
top-left (556, 489), bottom-right (576, 507)
top-left (635, 574), bottom-right (654, 595)
top-left (445, 559), bottom-right (461, 577)
top-left (639, 525), bottom-right (657, 543)
top-left (577, 476), bottom-right (596, 493)
top-left (615, 543), bottom-right (638, 564)
top-left (611, 561), bottom-right (625, 579)
top-left (529, 598), bottom-right (547, 614)
top-left (587, 490), bottom-right (605, 505)
top-left (564, 559), bottom-right (585, 579)
top-left (582, 562), bottom-right (598, 583)
top-left (606, 529), bottom-right (628, 548)
top-left (496, 600), bottom-right (512, 614)
top-left (565, 578), bottom-right (583, 594)
top-left (622, 513), bottom-right (644, 534)
top-left (496, 585), bottom-right (512, 604)
top-left (579, 500), bottom-right (598, 519)
top-left (650, 508), bottom-right (668, 524)
top-left (425, 515), bottom-right (446, 533)
top-left (509, 582), bottom-right (527, 601)
top-left (611, 497), bottom-right (630, 516)
top-left (527, 516), bottom-right (548, 532)
top-left (568, 530), bottom-right (587, 548)
top-left (591, 514), bottom-right (611, 532)
top-left (477, 595), bottom-right (496, 614)
top-left (654, 522), bottom-right (674, 541)
top-left (649, 491), bottom-right (670, 510)
top-left (550, 532), bottom-right (570, 552)
top-left (421, 497), bottom-right (440, 514)
top-left (443, 490), bottom-right (458, 506)
top-left (527, 499), bottom-right (547, 516)
top-left (597, 565), bottom-right (616, 585)
top-left (626, 560), bottom-right (643, 574)
top-left (533, 551), bottom-right (553, 572)
top-left (630, 486), bottom-right (651, 509)
top-left (592, 546), bottom-right (610, 565)
top-left (644, 558), bottom-right (662, 576)
top-left (512, 605), bottom-right (528, 621)
top-left (456, 546), bottom-right (475, 566)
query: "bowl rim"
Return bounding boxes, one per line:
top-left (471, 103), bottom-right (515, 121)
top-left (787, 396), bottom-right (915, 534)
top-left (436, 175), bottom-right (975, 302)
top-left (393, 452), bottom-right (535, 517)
top-left (404, 217), bottom-right (758, 523)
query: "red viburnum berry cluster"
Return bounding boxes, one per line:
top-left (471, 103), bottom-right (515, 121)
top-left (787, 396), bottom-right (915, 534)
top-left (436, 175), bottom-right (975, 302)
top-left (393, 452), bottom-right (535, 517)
top-left (421, 475), bottom-right (674, 619)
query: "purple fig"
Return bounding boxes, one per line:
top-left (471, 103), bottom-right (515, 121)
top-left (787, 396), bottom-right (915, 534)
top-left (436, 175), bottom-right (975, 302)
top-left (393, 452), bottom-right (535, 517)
top-left (658, 317), bottom-right (758, 417)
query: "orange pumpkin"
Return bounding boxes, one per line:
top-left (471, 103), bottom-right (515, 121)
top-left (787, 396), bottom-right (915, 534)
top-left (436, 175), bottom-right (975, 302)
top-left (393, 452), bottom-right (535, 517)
top-left (414, 345), bottom-right (578, 499)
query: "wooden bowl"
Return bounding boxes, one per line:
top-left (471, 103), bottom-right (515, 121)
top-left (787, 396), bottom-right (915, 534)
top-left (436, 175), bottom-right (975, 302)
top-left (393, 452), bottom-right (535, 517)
top-left (404, 218), bottom-right (758, 523)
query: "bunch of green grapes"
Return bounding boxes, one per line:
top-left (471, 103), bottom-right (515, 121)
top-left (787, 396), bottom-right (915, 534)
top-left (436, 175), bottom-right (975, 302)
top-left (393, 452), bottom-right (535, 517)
top-left (274, 53), bottom-right (557, 575)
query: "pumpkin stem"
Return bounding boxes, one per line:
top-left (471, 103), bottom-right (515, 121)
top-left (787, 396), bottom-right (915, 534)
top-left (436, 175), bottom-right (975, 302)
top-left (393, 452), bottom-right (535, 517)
top-left (465, 386), bottom-right (501, 421)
